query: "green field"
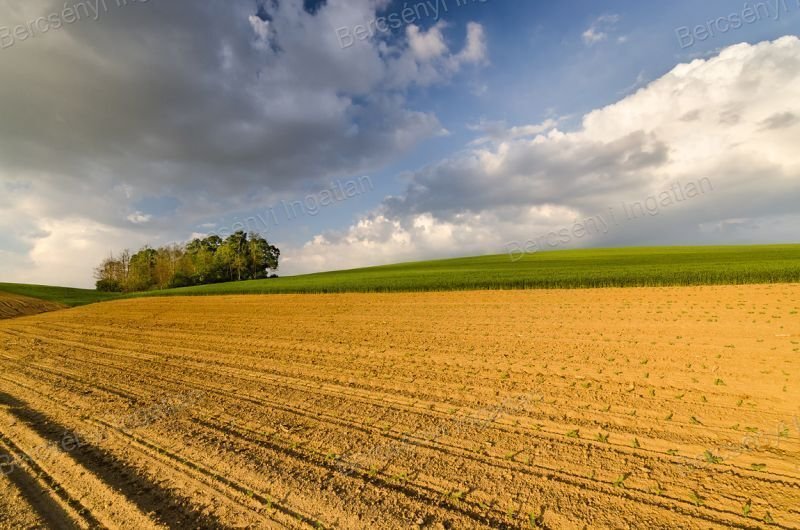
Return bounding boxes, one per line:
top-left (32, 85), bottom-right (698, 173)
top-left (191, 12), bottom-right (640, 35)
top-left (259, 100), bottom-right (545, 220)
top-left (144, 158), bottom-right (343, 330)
top-left (0, 283), bottom-right (120, 307)
top-left (126, 244), bottom-right (800, 298)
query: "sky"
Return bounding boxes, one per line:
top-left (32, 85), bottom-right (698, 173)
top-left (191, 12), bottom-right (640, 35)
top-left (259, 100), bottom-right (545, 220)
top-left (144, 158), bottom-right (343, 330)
top-left (0, 0), bottom-right (798, 288)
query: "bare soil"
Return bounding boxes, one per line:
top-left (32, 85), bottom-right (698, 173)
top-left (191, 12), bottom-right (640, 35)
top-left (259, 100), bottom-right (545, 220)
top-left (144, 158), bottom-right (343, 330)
top-left (0, 292), bottom-right (64, 320)
top-left (0, 285), bottom-right (798, 529)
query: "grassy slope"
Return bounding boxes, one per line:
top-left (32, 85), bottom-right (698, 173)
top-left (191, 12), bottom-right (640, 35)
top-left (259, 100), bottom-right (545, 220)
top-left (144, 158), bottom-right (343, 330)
top-left (0, 283), bottom-right (119, 307)
top-left (127, 244), bottom-right (800, 298)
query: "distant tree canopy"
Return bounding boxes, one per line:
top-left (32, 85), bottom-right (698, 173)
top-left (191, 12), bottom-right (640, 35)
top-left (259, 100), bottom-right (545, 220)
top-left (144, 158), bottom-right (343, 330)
top-left (94, 232), bottom-right (280, 292)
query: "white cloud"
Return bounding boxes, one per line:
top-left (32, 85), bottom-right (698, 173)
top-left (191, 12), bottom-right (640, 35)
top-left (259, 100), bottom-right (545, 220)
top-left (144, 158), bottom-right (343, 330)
top-left (3, 218), bottom-right (152, 288)
top-left (0, 0), bottom-right (489, 286)
top-left (407, 22), bottom-right (449, 61)
top-left (583, 14), bottom-right (621, 46)
top-left (126, 212), bottom-right (152, 224)
top-left (457, 22), bottom-right (489, 65)
top-left (247, 15), bottom-right (270, 48)
top-left (284, 37), bottom-right (800, 274)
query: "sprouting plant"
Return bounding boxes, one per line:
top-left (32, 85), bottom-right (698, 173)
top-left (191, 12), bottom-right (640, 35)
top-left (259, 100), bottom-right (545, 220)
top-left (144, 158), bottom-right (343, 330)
top-left (528, 507), bottom-right (546, 528)
top-left (714, 378), bottom-right (725, 386)
top-left (613, 473), bottom-right (630, 488)
top-left (778, 426), bottom-right (789, 438)
top-left (675, 393), bottom-right (685, 400)
top-left (689, 490), bottom-right (705, 506)
top-left (449, 489), bottom-right (466, 501)
top-left (764, 511), bottom-right (775, 524)
top-left (664, 412), bottom-right (673, 421)
top-left (690, 416), bottom-right (702, 425)
top-left (631, 438), bottom-right (641, 449)
top-left (742, 499), bottom-right (752, 517)
top-left (565, 429), bottom-right (580, 439)
top-left (703, 450), bottom-right (723, 464)
top-left (596, 433), bottom-right (609, 443)
top-left (666, 449), bottom-right (679, 456)
top-left (751, 463), bottom-right (766, 471)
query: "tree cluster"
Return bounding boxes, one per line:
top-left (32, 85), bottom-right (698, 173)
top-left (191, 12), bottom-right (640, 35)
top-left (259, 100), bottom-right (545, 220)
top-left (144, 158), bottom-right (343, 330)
top-left (94, 231), bottom-right (280, 292)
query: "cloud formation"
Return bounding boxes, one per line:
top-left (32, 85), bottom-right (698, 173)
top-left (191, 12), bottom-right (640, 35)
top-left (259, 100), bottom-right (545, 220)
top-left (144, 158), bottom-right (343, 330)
top-left (582, 14), bottom-right (621, 46)
top-left (0, 0), bottom-right (487, 285)
top-left (285, 37), bottom-right (800, 272)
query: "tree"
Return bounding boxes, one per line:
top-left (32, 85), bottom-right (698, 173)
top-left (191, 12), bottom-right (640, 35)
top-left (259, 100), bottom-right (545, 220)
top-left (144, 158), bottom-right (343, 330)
top-left (95, 233), bottom-right (280, 292)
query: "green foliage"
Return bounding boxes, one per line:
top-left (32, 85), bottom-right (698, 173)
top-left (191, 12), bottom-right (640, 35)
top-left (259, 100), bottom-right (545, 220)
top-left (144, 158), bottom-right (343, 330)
top-left (124, 244), bottom-right (800, 298)
top-left (95, 231), bottom-right (280, 293)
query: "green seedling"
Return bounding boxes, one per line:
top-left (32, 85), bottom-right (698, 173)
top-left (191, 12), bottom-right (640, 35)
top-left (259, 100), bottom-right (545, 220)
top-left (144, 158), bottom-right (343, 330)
top-left (689, 490), bottom-right (705, 506)
top-left (613, 473), bottom-right (630, 488)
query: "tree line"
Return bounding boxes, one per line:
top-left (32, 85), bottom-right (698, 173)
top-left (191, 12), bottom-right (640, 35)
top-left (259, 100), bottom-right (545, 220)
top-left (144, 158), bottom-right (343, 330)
top-left (94, 231), bottom-right (280, 292)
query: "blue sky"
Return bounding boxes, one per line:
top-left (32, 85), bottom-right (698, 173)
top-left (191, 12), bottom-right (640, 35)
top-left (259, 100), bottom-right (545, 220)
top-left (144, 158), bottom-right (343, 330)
top-left (1, 0), bottom-right (799, 286)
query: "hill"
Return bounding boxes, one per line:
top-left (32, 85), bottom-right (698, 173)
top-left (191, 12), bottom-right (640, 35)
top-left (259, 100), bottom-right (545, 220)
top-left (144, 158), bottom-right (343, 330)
top-left (0, 283), bottom-right (119, 307)
top-left (126, 244), bottom-right (800, 298)
top-left (0, 292), bottom-right (66, 319)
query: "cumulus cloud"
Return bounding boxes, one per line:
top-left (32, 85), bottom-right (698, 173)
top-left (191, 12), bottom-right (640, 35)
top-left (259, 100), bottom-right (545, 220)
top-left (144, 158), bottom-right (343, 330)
top-left (285, 37), bottom-right (800, 273)
top-left (407, 22), bottom-right (449, 61)
top-left (0, 0), bottom-right (488, 286)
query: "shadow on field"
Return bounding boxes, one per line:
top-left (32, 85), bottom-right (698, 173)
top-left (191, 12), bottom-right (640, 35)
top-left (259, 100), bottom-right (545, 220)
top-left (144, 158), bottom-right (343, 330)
top-left (0, 391), bottom-right (227, 529)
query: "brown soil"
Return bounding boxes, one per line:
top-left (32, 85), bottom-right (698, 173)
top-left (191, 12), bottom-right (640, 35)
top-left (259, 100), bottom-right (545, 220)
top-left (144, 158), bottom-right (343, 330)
top-left (0, 285), bottom-right (798, 529)
top-left (0, 292), bottom-right (64, 320)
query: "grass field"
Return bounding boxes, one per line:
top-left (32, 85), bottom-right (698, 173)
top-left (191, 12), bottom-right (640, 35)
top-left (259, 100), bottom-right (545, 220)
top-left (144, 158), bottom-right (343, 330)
top-left (0, 285), bottom-right (797, 528)
top-left (0, 283), bottom-right (119, 307)
top-left (129, 244), bottom-right (800, 298)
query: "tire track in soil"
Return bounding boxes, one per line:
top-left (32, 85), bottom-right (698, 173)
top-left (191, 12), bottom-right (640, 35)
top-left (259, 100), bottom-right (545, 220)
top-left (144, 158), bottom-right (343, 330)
top-left (5, 346), bottom-right (800, 526)
top-left (5, 353), bottom-right (792, 529)
top-left (0, 435), bottom-right (85, 529)
top-left (0, 376), bottom-right (316, 529)
top-left (2, 286), bottom-right (799, 528)
top-left (9, 341), bottom-right (797, 497)
top-left (0, 390), bottom-right (252, 529)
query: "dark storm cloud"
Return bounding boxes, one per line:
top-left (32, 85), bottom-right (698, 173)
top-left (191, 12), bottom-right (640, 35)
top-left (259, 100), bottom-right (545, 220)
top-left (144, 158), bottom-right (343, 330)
top-left (0, 0), bottom-right (442, 224)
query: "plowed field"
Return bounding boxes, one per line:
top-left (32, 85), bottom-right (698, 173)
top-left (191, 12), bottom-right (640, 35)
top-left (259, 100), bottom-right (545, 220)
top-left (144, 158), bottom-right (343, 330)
top-left (1, 285), bottom-right (798, 529)
top-left (0, 292), bottom-right (64, 320)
